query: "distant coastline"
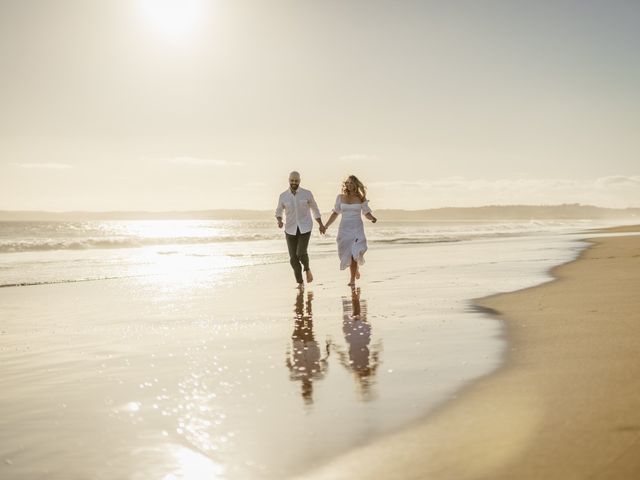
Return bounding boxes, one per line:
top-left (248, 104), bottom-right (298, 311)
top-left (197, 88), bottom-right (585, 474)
top-left (1, 204), bottom-right (638, 222)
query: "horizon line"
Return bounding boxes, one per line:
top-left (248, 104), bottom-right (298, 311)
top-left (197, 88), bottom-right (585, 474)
top-left (1, 203), bottom-right (640, 214)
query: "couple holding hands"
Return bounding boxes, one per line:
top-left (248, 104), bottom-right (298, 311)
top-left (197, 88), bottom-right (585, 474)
top-left (276, 171), bottom-right (377, 288)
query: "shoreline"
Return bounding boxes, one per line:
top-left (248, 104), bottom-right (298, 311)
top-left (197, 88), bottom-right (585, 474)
top-left (301, 226), bottom-right (640, 480)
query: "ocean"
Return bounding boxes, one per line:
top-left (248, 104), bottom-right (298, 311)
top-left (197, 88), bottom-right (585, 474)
top-left (0, 218), bottom-right (599, 288)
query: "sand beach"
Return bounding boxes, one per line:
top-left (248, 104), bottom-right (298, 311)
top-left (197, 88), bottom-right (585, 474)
top-left (1, 222), bottom-right (638, 479)
top-left (303, 226), bottom-right (640, 480)
top-left (0, 219), bottom-right (593, 479)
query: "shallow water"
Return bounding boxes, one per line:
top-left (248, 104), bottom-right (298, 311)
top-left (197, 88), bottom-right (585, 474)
top-left (0, 222), bottom-right (602, 479)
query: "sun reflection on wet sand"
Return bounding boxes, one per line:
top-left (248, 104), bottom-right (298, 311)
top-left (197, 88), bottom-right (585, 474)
top-left (162, 444), bottom-right (224, 480)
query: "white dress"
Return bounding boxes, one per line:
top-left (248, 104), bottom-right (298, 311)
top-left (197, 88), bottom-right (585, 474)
top-left (333, 195), bottom-right (372, 270)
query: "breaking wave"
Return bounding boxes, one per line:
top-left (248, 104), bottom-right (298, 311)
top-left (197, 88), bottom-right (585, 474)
top-left (0, 234), bottom-right (277, 253)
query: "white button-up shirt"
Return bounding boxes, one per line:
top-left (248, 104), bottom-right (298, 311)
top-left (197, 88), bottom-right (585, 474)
top-left (275, 187), bottom-right (322, 235)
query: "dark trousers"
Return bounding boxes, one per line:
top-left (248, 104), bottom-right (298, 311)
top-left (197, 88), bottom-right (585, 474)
top-left (285, 228), bottom-right (311, 284)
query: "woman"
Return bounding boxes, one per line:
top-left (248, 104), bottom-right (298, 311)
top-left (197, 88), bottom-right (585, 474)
top-left (324, 175), bottom-right (377, 286)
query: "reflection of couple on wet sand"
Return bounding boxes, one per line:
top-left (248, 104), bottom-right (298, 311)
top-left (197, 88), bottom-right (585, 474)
top-left (285, 288), bottom-right (382, 405)
top-left (276, 171), bottom-right (377, 288)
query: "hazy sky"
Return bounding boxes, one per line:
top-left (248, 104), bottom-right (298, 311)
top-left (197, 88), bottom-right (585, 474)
top-left (1, 0), bottom-right (638, 211)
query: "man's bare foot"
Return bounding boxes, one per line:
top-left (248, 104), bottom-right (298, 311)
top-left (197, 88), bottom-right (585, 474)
top-left (306, 270), bottom-right (313, 283)
top-left (297, 282), bottom-right (304, 289)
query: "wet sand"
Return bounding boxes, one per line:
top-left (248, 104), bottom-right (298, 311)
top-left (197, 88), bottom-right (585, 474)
top-left (4, 236), bottom-right (546, 480)
top-left (303, 227), bottom-right (640, 480)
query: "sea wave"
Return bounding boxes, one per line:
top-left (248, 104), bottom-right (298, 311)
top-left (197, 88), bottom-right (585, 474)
top-left (0, 276), bottom-right (134, 289)
top-left (0, 234), bottom-right (278, 253)
top-left (0, 219), bottom-right (595, 253)
top-left (372, 236), bottom-right (462, 245)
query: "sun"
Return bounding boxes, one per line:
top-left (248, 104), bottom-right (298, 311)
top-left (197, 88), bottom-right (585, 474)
top-left (136, 0), bottom-right (206, 38)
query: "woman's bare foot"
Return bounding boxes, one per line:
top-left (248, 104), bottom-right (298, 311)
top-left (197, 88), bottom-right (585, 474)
top-left (306, 270), bottom-right (313, 283)
top-left (355, 269), bottom-right (360, 280)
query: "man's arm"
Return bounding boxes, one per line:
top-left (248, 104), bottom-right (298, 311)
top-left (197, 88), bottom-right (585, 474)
top-left (275, 194), bottom-right (284, 229)
top-left (308, 192), bottom-right (325, 234)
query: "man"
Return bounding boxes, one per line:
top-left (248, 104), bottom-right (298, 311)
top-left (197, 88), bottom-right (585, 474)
top-left (276, 171), bottom-right (325, 287)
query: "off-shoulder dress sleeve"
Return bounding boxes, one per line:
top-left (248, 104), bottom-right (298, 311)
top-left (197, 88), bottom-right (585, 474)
top-left (361, 200), bottom-right (372, 215)
top-left (333, 195), bottom-right (342, 214)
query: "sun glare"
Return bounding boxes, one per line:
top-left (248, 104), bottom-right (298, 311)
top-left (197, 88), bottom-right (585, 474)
top-left (163, 444), bottom-right (223, 480)
top-left (137, 0), bottom-right (206, 38)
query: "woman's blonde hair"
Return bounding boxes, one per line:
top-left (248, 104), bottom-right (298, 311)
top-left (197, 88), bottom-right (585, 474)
top-left (341, 175), bottom-right (367, 201)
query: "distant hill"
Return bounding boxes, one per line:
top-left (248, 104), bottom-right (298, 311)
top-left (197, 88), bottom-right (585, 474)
top-left (1, 204), bottom-right (638, 221)
top-left (375, 204), bottom-right (640, 220)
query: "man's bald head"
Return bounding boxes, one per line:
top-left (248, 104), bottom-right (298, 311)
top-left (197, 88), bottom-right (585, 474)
top-left (289, 171), bottom-right (301, 192)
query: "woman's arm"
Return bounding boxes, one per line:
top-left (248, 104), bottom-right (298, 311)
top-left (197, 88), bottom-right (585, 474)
top-left (361, 199), bottom-right (376, 223)
top-left (324, 211), bottom-right (339, 229)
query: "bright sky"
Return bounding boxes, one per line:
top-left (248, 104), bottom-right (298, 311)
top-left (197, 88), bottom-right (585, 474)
top-left (1, 0), bottom-right (638, 211)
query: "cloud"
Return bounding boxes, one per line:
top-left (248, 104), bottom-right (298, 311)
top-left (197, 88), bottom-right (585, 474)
top-left (367, 176), bottom-right (640, 208)
top-left (339, 154), bottom-right (378, 161)
top-left (13, 163), bottom-right (72, 169)
top-left (368, 176), bottom-right (633, 191)
top-left (166, 157), bottom-right (244, 167)
top-left (594, 176), bottom-right (640, 187)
